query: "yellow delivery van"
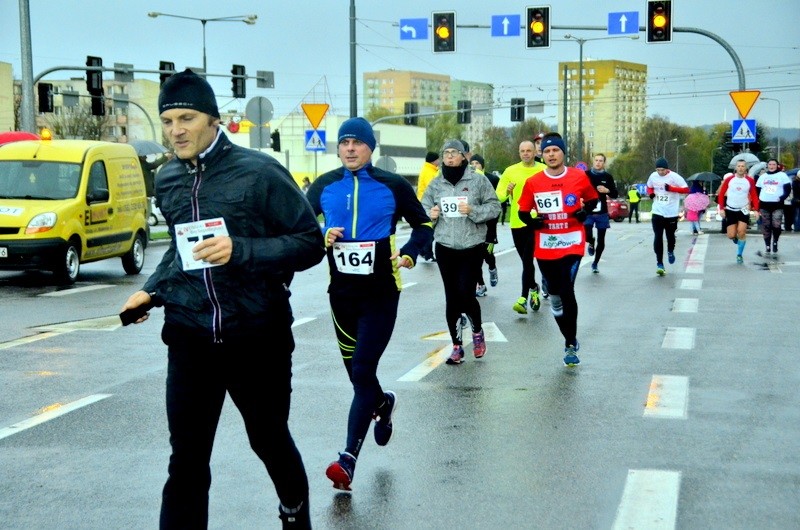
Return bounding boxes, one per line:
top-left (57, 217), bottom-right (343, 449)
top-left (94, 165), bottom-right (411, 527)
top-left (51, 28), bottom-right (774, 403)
top-left (0, 139), bottom-right (149, 284)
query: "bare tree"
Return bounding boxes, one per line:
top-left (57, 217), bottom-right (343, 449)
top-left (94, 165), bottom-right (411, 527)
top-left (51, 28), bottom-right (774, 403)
top-left (46, 106), bottom-right (110, 140)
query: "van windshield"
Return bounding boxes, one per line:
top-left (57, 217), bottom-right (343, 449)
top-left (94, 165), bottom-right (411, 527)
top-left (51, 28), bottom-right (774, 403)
top-left (0, 160), bottom-right (81, 200)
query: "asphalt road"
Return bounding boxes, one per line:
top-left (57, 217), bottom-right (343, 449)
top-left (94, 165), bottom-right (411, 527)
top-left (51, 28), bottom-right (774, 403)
top-left (1, 221), bottom-right (799, 529)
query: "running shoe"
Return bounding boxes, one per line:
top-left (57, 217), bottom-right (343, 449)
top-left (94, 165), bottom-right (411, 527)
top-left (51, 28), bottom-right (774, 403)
top-left (563, 341), bottom-right (581, 367)
top-left (541, 282), bottom-right (549, 300)
top-left (656, 263), bottom-right (666, 276)
top-left (736, 255), bottom-right (744, 264)
top-left (472, 330), bottom-right (486, 358)
top-left (591, 262), bottom-right (599, 274)
top-left (513, 296), bottom-right (528, 314)
top-left (326, 452), bottom-right (357, 491)
top-left (475, 284), bottom-right (487, 297)
top-left (587, 243), bottom-right (595, 256)
top-left (373, 391), bottom-right (397, 446)
top-left (446, 345), bottom-right (465, 365)
top-left (489, 268), bottom-right (499, 287)
top-left (529, 288), bottom-right (541, 312)
top-left (772, 242), bottom-right (778, 253)
top-left (668, 251), bottom-right (676, 264)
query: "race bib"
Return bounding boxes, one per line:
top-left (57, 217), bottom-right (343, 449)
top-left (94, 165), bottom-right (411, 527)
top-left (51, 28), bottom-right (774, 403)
top-left (534, 190), bottom-right (562, 214)
top-left (332, 241), bottom-right (376, 275)
top-left (440, 196), bottom-right (468, 217)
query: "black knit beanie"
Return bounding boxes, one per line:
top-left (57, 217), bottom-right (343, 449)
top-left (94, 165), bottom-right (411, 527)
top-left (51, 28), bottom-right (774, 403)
top-left (158, 69), bottom-right (220, 118)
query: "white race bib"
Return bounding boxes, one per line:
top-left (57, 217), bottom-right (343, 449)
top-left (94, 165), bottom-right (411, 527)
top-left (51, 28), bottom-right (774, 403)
top-left (440, 196), bottom-right (468, 217)
top-left (332, 241), bottom-right (376, 275)
top-left (534, 190), bottom-right (562, 214)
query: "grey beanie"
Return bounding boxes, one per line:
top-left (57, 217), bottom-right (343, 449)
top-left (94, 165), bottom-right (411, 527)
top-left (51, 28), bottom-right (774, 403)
top-left (442, 139), bottom-right (465, 154)
top-left (158, 69), bottom-right (220, 118)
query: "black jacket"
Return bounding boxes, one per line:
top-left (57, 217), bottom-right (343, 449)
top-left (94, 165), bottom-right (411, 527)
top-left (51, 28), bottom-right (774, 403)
top-left (143, 131), bottom-right (325, 340)
top-left (585, 169), bottom-right (618, 214)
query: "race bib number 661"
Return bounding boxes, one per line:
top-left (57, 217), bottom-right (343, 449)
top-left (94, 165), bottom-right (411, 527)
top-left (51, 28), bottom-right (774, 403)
top-left (534, 190), bottom-right (562, 214)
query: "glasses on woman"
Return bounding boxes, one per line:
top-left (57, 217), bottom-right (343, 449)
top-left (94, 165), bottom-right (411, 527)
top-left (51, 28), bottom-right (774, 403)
top-left (442, 150), bottom-right (462, 158)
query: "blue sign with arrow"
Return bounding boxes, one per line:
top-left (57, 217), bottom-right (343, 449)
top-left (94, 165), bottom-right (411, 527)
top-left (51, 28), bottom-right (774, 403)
top-left (491, 14), bottom-right (521, 37)
top-left (399, 18), bottom-right (428, 40)
top-left (608, 11), bottom-right (639, 35)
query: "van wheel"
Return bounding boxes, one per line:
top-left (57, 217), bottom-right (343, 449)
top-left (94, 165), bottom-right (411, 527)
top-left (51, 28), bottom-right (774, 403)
top-left (148, 213), bottom-right (158, 227)
top-left (122, 233), bottom-right (146, 275)
top-left (53, 243), bottom-right (80, 284)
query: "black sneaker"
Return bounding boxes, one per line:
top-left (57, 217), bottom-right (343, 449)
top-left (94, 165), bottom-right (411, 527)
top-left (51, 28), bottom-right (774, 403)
top-left (278, 501), bottom-right (311, 529)
top-left (373, 391), bottom-right (397, 446)
top-left (772, 242), bottom-right (778, 253)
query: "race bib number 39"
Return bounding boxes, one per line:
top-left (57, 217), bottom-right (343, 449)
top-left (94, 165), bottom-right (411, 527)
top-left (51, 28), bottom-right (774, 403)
top-left (333, 241), bottom-right (376, 275)
top-left (440, 196), bottom-right (468, 217)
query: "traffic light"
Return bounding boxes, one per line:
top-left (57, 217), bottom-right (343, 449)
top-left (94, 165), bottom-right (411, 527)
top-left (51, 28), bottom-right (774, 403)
top-left (457, 100), bottom-right (471, 124)
top-left (432, 12), bottom-right (455, 53)
top-left (231, 64), bottom-right (246, 98)
top-left (646, 1), bottom-right (672, 43)
top-left (271, 130), bottom-right (281, 152)
top-left (404, 101), bottom-right (419, 125)
top-left (37, 83), bottom-right (54, 113)
top-left (526, 6), bottom-right (550, 48)
top-left (159, 61), bottom-right (175, 86)
top-left (90, 93), bottom-right (105, 116)
top-left (511, 98), bottom-right (525, 122)
top-left (86, 55), bottom-right (103, 93)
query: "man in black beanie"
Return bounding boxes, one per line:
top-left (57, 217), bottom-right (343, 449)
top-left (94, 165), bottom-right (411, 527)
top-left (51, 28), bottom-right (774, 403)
top-left (121, 68), bottom-right (324, 529)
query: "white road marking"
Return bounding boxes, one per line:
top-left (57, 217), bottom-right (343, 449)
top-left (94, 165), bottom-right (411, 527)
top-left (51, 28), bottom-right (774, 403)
top-left (678, 279), bottom-right (702, 290)
top-left (672, 298), bottom-right (698, 313)
top-left (644, 375), bottom-right (689, 419)
top-left (684, 236), bottom-right (707, 274)
top-left (661, 327), bottom-right (694, 349)
top-left (0, 394), bottom-right (113, 440)
top-left (423, 322), bottom-right (506, 342)
top-left (612, 469), bottom-right (681, 530)
top-left (291, 317), bottom-right (315, 328)
top-left (397, 345), bottom-right (450, 382)
top-left (40, 284), bottom-right (115, 297)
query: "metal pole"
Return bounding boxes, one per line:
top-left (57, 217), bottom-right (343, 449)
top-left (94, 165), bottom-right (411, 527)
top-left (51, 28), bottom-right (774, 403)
top-left (577, 39), bottom-right (584, 162)
top-left (201, 20), bottom-right (207, 73)
top-left (663, 138), bottom-right (677, 157)
top-left (349, 0), bottom-right (357, 117)
top-left (18, 0), bottom-right (36, 133)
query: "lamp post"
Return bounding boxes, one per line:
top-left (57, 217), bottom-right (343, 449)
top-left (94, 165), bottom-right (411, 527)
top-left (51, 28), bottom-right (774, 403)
top-left (675, 143), bottom-right (688, 174)
top-left (564, 34), bottom-right (638, 162)
top-left (760, 97), bottom-right (781, 161)
top-left (663, 137), bottom-right (678, 157)
top-left (147, 12), bottom-right (257, 73)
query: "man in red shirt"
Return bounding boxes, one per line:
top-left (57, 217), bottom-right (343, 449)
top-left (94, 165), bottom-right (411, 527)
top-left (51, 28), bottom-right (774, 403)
top-left (517, 133), bottom-right (598, 367)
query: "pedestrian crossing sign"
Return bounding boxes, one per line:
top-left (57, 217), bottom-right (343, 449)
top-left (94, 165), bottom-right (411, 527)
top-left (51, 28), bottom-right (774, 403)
top-left (731, 119), bottom-right (756, 143)
top-left (304, 129), bottom-right (327, 152)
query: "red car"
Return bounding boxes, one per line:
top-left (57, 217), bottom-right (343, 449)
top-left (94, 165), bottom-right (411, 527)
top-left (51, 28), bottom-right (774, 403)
top-left (607, 198), bottom-right (629, 222)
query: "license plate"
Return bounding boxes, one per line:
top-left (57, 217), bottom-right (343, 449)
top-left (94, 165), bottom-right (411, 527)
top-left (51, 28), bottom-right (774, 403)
top-left (0, 247), bottom-right (7, 258)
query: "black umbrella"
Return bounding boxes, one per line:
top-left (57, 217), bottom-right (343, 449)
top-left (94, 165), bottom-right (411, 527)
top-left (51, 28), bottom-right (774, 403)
top-left (129, 139), bottom-right (168, 156)
top-left (687, 172), bottom-right (721, 183)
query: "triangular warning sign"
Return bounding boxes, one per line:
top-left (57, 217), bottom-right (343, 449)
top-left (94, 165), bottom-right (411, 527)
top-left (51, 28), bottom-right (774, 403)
top-left (729, 90), bottom-right (761, 119)
top-left (301, 103), bottom-right (329, 129)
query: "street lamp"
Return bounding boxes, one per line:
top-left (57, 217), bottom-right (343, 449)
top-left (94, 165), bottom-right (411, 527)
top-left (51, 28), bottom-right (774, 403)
top-left (147, 12), bottom-right (257, 73)
top-left (760, 97), bottom-right (781, 161)
top-left (675, 143), bottom-right (687, 174)
top-left (563, 33), bottom-right (638, 162)
top-left (663, 137), bottom-right (678, 157)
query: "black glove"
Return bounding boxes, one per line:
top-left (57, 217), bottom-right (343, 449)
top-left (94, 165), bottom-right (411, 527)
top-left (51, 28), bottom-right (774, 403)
top-left (649, 193), bottom-right (656, 200)
top-left (664, 184), bottom-right (672, 192)
top-left (528, 215), bottom-right (545, 229)
top-left (573, 209), bottom-right (588, 222)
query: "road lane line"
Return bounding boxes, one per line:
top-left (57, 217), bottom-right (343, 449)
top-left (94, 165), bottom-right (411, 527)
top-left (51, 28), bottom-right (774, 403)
top-left (672, 298), bottom-right (698, 313)
top-left (398, 346), bottom-right (449, 381)
top-left (644, 375), bottom-right (689, 418)
top-left (0, 394), bottom-right (112, 440)
top-left (291, 317), bottom-right (315, 328)
top-left (40, 284), bottom-right (115, 297)
top-left (612, 469), bottom-right (681, 529)
top-left (678, 279), bottom-right (702, 290)
top-left (684, 235), bottom-right (707, 274)
top-left (661, 327), bottom-right (694, 349)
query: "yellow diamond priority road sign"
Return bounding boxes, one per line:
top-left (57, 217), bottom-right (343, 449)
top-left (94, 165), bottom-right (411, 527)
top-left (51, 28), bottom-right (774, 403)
top-left (301, 103), bottom-right (329, 130)
top-left (729, 90), bottom-right (761, 119)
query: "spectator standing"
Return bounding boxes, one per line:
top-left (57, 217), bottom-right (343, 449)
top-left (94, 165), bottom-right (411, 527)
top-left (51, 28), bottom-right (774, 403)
top-left (301, 176), bottom-right (311, 194)
top-left (416, 151), bottom-right (440, 262)
top-left (471, 154), bottom-right (500, 296)
top-left (120, 69), bottom-right (325, 529)
top-left (627, 185), bottom-right (641, 223)
top-left (533, 132), bottom-right (545, 164)
top-left (305, 118), bottom-right (433, 492)
top-left (517, 133), bottom-right (598, 367)
top-left (716, 160), bottom-right (759, 263)
top-left (792, 171), bottom-right (800, 231)
top-left (583, 153), bottom-right (618, 273)
top-left (755, 159), bottom-right (791, 254)
top-left (497, 140), bottom-right (547, 314)
top-left (421, 140), bottom-right (501, 365)
top-left (645, 157), bottom-right (690, 276)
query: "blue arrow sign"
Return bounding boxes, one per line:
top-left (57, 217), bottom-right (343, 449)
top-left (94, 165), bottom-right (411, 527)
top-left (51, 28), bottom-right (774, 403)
top-left (491, 14), bottom-right (521, 37)
top-left (608, 11), bottom-right (639, 35)
top-left (399, 18), bottom-right (428, 40)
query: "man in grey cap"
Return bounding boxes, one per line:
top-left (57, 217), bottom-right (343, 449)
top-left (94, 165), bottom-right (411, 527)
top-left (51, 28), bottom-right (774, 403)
top-left (121, 69), bottom-right (324, 529)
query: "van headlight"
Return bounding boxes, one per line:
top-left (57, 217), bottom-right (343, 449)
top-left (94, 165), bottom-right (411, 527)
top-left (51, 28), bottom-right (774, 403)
top-left (26, 212), bottom-right (58, 234)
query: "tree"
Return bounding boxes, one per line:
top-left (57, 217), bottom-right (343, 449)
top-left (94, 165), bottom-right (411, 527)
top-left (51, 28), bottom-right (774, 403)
top-left (46, 106), bottom-right (110, 140)
top-left (425, 110), bottom-right (463, 153)
top-left (365, 106), bottom-right (401, 125)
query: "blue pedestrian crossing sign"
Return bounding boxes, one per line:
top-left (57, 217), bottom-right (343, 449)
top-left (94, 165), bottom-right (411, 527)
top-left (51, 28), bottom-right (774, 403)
top-left (305, 130), bottom-right (326, 152)
top-left (732, 119), bottom-right (756, 144)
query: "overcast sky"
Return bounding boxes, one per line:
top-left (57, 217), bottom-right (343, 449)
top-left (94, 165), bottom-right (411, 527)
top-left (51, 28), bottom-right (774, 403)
top-left (2, 0), bottom-right (798, 133)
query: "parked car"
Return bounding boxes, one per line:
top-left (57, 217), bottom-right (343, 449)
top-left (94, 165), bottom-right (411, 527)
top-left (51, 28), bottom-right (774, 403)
top-left (607, 198), bottom-right (629, 222)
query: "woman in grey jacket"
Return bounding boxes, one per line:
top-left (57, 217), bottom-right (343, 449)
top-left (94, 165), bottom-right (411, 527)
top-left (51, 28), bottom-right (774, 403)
top-left (420, 140), bottom-right (501, 365)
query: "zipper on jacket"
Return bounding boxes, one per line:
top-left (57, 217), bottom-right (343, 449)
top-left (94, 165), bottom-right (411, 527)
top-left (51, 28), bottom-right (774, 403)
top-left (193, 162), bottom-right (224, 344)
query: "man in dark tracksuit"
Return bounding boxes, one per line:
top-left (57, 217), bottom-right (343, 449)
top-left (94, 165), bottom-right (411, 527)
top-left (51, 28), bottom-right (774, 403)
top-left (305, 117), bottom-right (433, 492)
top-left (121, 69), bottom-right (324, 529)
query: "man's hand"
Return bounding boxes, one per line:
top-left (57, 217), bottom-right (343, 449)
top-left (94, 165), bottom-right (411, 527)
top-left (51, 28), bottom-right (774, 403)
top-left (429, 205), bottom-right (441, 220)
top-left (527, 215), bottom-right (545, 229)
top-left (325, 227), bottom-right (345, 247)
top-left (664, 184), bottom-right (672, 192)
top-left (573, 209), bottom-right (588, 222)
top-left (649, 193), bottom-right (656, 200)
top-left (192, 235), bottom-right (233, 265)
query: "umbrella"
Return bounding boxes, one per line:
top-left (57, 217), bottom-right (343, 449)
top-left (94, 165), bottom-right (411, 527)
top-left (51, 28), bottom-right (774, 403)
top-left (129, 139), bottom-right (168, 156)
top-left (728, 152), bottom-right (760, 169)
top-left (0, 130), bottom-right (40, 145)
top-left (687, 172), bottom-right (721, 183)
top-left (748, 161), bottom-right (766, 177)
top-left (684, 191), bottom-right (710, 212)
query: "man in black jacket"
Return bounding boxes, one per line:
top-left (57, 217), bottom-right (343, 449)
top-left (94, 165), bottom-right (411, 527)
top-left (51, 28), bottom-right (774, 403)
top-left (120, 69), bottom-right (324, 529)
top-left (583, 153), bottom-right (618, 273)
